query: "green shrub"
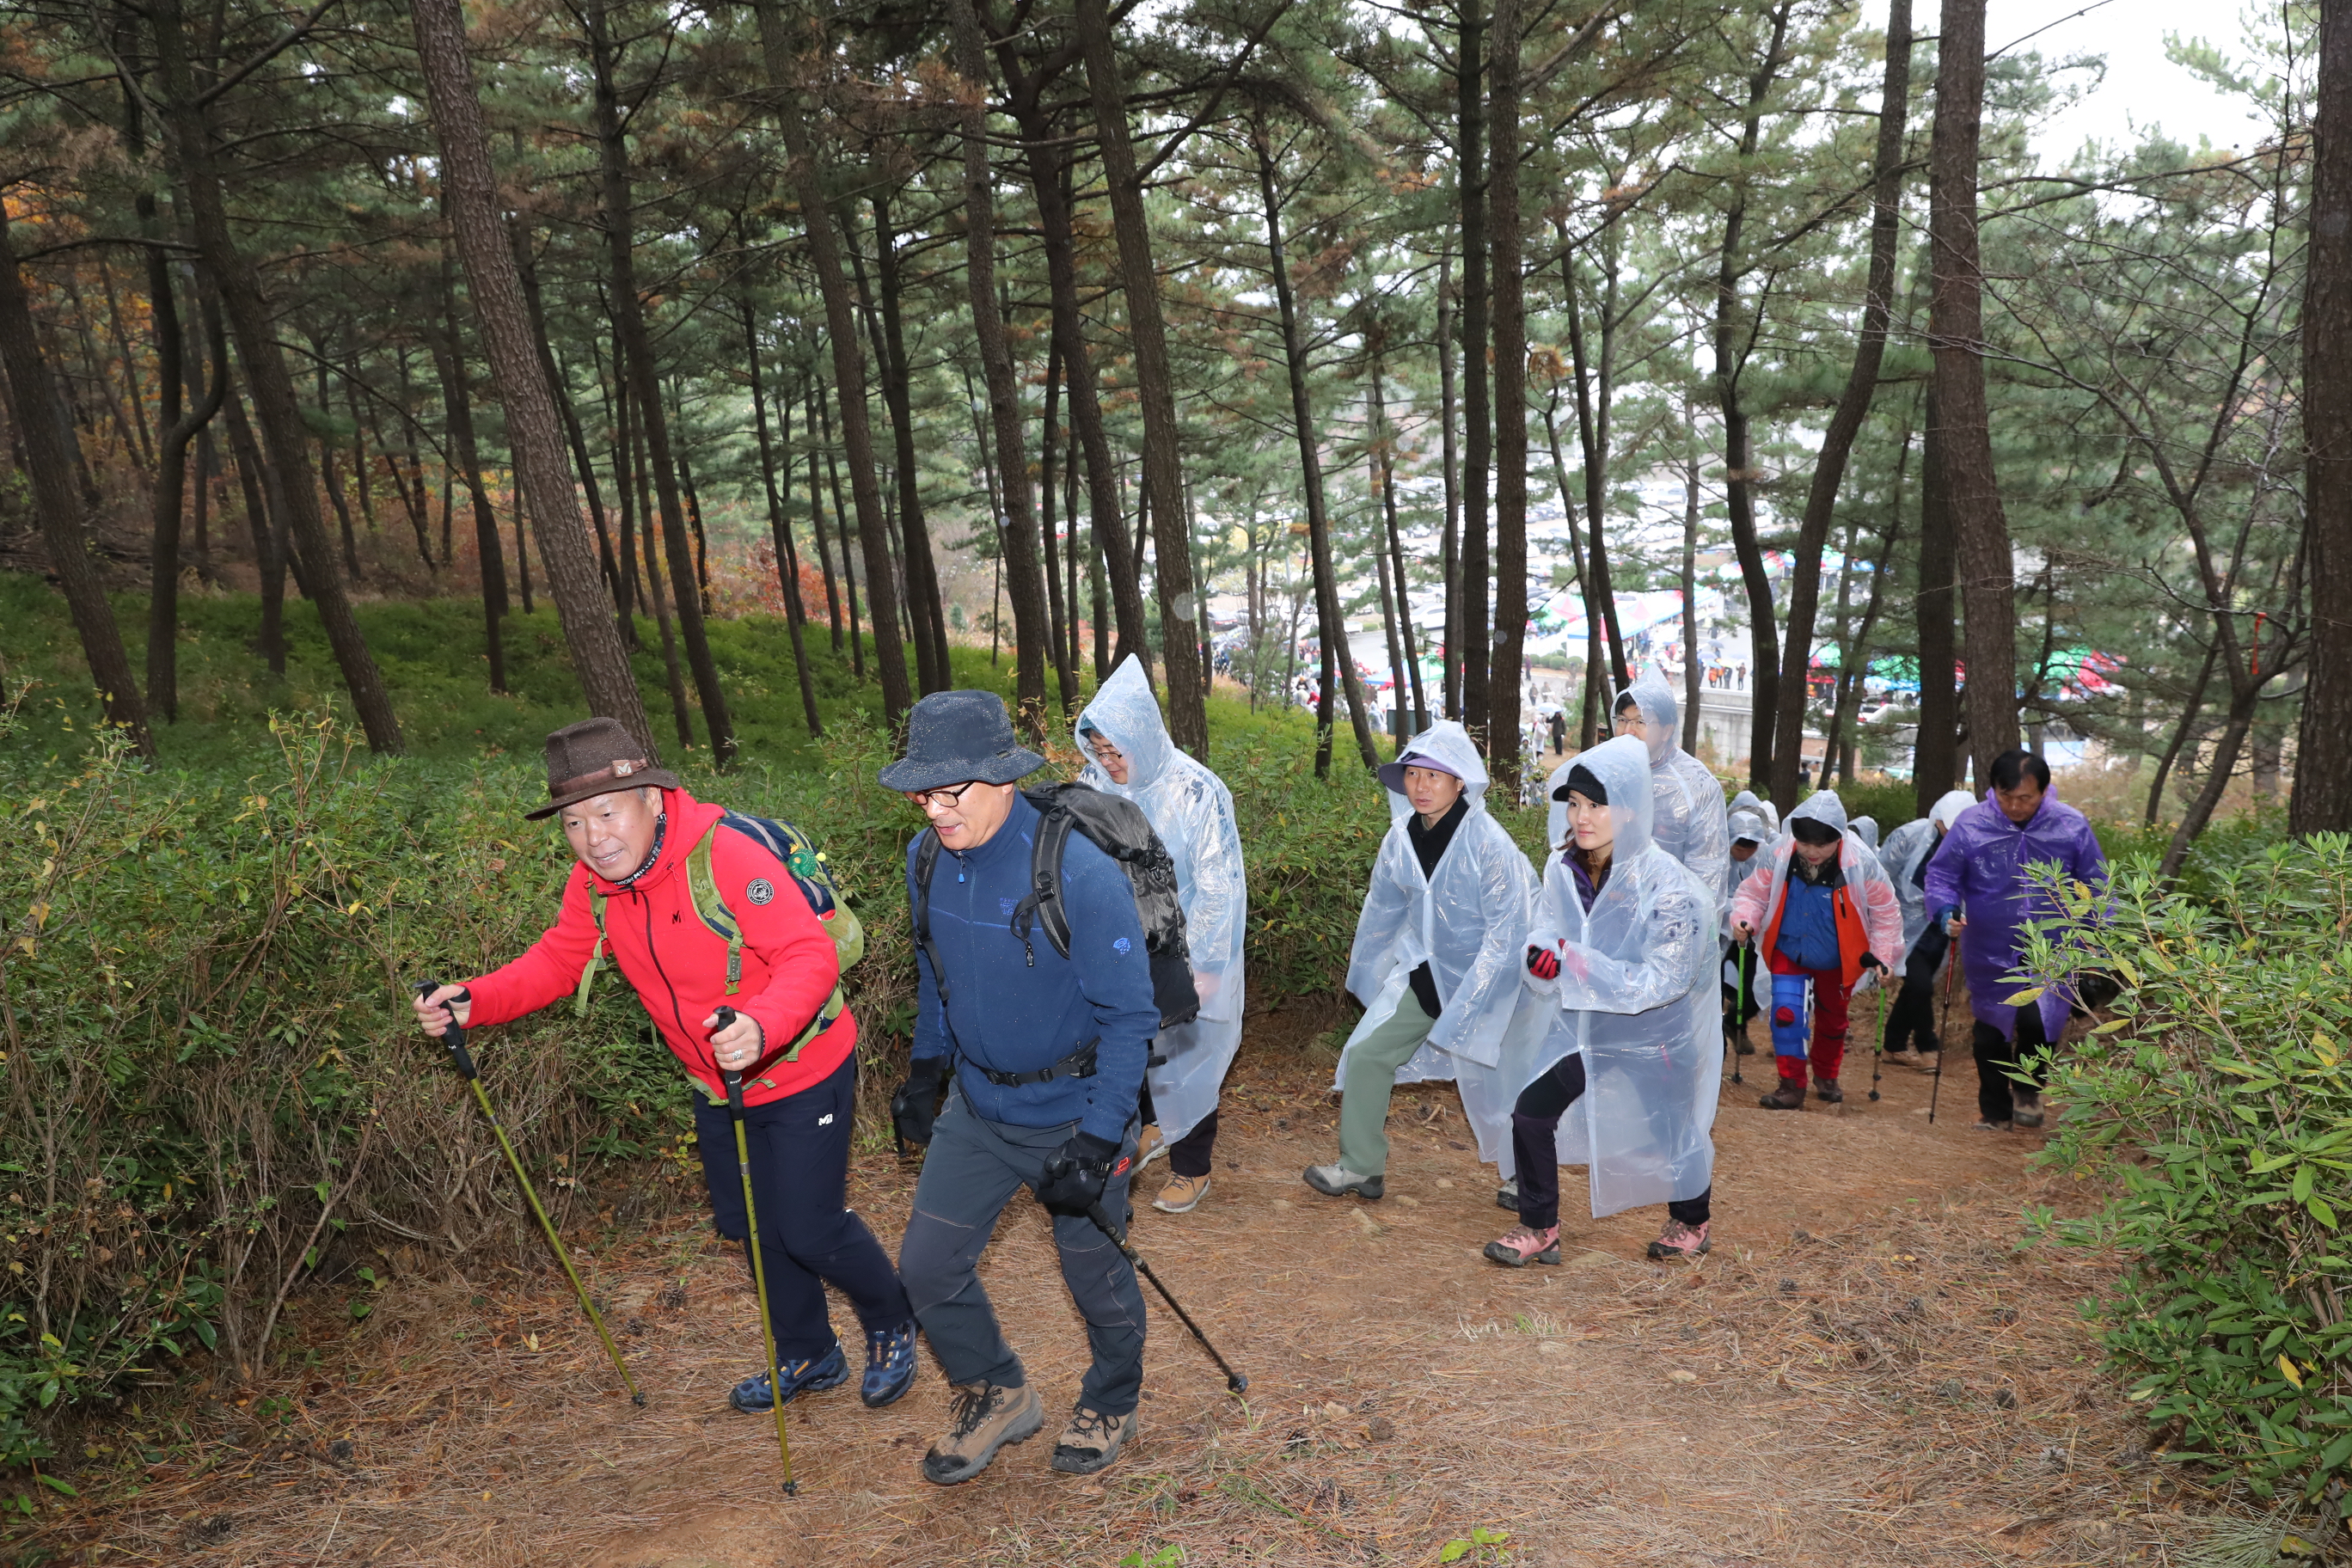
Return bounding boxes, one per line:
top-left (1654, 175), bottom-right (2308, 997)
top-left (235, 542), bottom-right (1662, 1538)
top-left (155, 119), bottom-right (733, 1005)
top-left (2025, 842), bottom-right (2352, 1515)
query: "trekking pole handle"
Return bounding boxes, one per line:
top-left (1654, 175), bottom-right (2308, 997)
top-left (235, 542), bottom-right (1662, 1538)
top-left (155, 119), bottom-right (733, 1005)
top-left (415, 980), bottom-right (477, 1081)
top-left (714, 1007), bottom-right (748, 1115)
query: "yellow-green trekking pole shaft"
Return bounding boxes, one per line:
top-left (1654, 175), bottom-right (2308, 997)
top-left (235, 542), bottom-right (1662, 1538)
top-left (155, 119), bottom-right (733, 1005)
top-left (717, 1008), bottom-right (797, 1494)
top-left (418, 983), bottom-right (645, 1406)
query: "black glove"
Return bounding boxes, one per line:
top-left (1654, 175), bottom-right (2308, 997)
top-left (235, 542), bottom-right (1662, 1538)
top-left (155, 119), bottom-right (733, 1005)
top-left (1859, 952), bottom-right (1884, 972)
top-left (1035, 1130), bottom-right (1124, 1216)
top-left (891, 1057), bottom-right (948, 1151)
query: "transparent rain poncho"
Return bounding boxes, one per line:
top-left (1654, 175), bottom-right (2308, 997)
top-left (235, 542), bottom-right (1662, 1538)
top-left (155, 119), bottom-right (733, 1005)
top-left (1723, 807), bottom-right (1770, 952)
top-left (1334, 721), bottom-right (1538, 1089)
top-left (1457, 735), bottom-right (1720, 1217)
top-left (1076, 655), bottom-right (1246, 1142)
top-left (1547, 672), bottom-right (1730, 910)
top-left (1726, 789), bottom-right (1905, 1008)
top-left (1852, 816), bottom-right (1880, 850)
top-left (1730, 789), bottom-right (1780, 837)
top-left (1878, 789), bottom-right (1975, 956)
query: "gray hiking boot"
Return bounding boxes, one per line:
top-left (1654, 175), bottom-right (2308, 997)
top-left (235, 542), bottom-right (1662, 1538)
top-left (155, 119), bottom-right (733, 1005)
top-left (1495, 1176), bottom-right (1519, 1212)
top-left (1302, 1163), bottom-right (1383, 1200)
top-left (2011, 1087), bottom-right (2045, 1129)
top-left (1050, 1403), bottom-right (1138, 1475)
top-left (921, 1381), bottom-right (1044, 1485)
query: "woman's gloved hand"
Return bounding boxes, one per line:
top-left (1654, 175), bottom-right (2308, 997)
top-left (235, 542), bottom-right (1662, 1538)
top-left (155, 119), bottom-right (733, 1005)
top-left (1525, 944), bottom-right (1561, 981)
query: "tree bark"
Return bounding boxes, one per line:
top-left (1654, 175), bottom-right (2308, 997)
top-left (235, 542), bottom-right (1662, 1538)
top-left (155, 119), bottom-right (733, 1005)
top-left (866, 193), bottom-right (952, 694)
top-left (1073, 0), bottom-right (1208, 755)
top-left (152, 0), bottom-right (401, 752)
top-left (144, 249), bottom-right (225, 724)
top-left (1929, 0), bottom-right (2021, 782)
top-left (1253, 118), bottom-right (1379, 775)
top-left (585, 0), bottom-right (733, 762)
top-left (1681, 437), bottom-right (1702, 756)
top-left (946, 0), bottom-right (1051, 734)
top-left (1437, 236), bottom-right (1461, 719)
top-left (222, 386), bottom-right (287, 674)
top-left (1486, 0), bottom-right (1527, 789)
top-left (815, 377), bottom-right (867, 681)
top-left (426, 267), bottom-right (509, 695)
top-left (799, 377), bottom-right (844, 650)
top-left (628, 371), bottom-right (696, 752)
top-left (1770, 0), bottom-right (1910, 805)
top-left (739, 295), bottom-right (822, 737)
top-left (1714, 2), bottom-right (1794, 797)
top-left (755, 0), bottom-right (910, 729)
top-left (1371, 344), bottom-right (1427, 729)
top-left (1914, 385), bottom-right (1962, 808)
top-left (2297, 0), bottom-right (2352, 832)
top-left (0, 205), bottom-right (156, 757)
top-left (1038, 324), bottom-right (1077, 708)
top-left (1455, 6), bottom-right (1491, 744)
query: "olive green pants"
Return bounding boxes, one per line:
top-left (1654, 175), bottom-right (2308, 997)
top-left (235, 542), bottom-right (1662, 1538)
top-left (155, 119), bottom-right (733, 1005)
top-left (1337, 990), bottom-right (1437, 1177)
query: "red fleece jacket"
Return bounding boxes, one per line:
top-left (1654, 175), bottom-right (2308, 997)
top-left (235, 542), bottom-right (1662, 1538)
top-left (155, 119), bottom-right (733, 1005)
top-left (463, 788), bottom-right (854, 1107)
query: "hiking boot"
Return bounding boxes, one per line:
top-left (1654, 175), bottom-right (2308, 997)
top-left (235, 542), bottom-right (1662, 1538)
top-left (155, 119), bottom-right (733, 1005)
top-left (1646, 1220), bottom-right (1712, 1261)
top-left (1494, 1177), bottom-right (1520, 1212)
top-left (861, 1320), bottom-right (919, 1409)
top-left (1973, 1118), bottom-right (2012, 1133)
top-left (729, 1341), bottom-right (850, 1412)
top-left (1757, 1080), bottom-right (1806, 1111)
top-left (1483, 1223), bottom-right (1561, 1268)
top-left (1813, 1076), bottom-right (1843, 1104)
top-left (1302, 1163), bottom-right (1383, 1200)
top-left (1135, 1124), bottom-right (1167, 1170)
top-left (921, 1381), bottom-right (1044, 1485)
top-left (2011, 1088), bottom-right (2045, 1129)
top-left (1050, 1403), bottom-right (1138, 1476)
top-left (1153, 1173), bottom-right (1211, 1214)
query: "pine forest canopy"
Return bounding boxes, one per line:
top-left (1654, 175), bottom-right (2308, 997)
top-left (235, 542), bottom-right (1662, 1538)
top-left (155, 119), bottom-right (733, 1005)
top-left (0, 0), bottom-right (2331, 866)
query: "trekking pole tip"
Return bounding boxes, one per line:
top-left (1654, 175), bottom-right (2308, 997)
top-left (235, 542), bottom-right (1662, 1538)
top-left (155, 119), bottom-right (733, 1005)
top-left (781, 1479), bottom-right (799, 1496)
top-left (1227, 1373), bottom-right (1248, 1394)
top-left (631, 1392), bottom-right (647, 1407)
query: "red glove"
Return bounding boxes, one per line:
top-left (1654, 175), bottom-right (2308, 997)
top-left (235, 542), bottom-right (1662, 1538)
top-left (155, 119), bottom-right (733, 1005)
top-left (1525, 944), bottom-right (1561, 981)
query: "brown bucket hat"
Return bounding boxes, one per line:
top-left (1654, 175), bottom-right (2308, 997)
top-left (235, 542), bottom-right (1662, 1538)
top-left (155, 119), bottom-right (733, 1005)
top-left (526, 718), bottom-right (683, 819)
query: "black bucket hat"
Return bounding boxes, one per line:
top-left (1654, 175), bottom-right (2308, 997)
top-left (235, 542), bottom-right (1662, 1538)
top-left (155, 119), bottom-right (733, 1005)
top-left (878, 689), bottom-right (1046, 794)
top-left (527, 718), bottom-right (682, 820)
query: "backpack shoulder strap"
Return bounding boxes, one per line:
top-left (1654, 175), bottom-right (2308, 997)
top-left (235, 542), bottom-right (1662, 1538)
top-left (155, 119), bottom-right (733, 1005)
top-left (912, 829), bottom-right (949, 1002)
top-left (573, 883), bottom-right (611, 1018)
top-left (1026, 803), bottom-right (1076, 960)
top-left (684, 823), bottom-right (746, 996)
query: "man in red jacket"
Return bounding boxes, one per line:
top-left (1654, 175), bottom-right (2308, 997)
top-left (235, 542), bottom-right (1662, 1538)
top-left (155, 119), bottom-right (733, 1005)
top-left (410, 719), bottom-right (916, 1413)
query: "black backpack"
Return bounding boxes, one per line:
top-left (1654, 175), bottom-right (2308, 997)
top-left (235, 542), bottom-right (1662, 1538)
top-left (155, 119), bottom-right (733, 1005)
top-left (912, 781), bottom-right (1199, 1030)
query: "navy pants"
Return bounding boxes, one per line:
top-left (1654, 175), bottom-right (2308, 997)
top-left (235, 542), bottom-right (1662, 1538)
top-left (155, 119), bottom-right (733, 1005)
top-left (898, 1089), bottom-right (1146, 1416)
top-left (692, 1051), bottom-right (910, 1362)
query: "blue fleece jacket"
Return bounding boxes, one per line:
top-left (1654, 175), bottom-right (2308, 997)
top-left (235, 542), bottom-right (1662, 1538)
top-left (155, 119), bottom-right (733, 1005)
top-left (907, 791), bottom-right (1157, 1143)
top-left (1778, 871), bottom-right (1842, 972)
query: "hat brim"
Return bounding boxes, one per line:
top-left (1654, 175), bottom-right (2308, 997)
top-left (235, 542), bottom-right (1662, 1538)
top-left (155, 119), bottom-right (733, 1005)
top-left (877, 747), bottom-right (1046, 795)
top-left (525, 770), bottom-right (683, 820)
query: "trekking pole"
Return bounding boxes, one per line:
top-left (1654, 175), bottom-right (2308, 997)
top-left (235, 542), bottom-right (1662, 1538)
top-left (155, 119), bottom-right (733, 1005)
top-left (1728, 940), bottom-right (1751, 1086)
top-left (711, 1007), bottom-right (798, 1494)
top-left (1868, 963), bottom-right (1885, 1104)
top-left (413, 982), bottom-right (644, 1406)
top-left (1929, 934), bottom-right (1958, 1126)
top-left (1085, 1203), bottom-right (1249, 1395)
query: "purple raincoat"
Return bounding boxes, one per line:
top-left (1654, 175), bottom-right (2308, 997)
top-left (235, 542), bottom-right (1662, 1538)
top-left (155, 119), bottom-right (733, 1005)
top-left (1921, 783), bottom-right (2108, 1041)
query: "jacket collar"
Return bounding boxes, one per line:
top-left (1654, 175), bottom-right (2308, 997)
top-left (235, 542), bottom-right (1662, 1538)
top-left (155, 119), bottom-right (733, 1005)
top-left (582, 787), bottom-right (724, 896)
top-left (944, 788), bottom-right (1038, 874)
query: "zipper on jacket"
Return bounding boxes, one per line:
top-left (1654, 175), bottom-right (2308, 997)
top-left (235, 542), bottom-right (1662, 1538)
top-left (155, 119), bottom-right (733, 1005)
top-left (636, 891), bottom-right (710, 1080)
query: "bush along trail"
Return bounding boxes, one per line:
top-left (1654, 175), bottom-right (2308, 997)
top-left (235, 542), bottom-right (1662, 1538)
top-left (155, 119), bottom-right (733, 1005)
top-left (3, 707), bottom-right (2347, 1561)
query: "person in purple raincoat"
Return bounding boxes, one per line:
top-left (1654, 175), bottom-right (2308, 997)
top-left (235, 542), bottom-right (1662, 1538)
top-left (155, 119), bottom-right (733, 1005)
top-left (1921, 750), bottom-right (2109, 1131)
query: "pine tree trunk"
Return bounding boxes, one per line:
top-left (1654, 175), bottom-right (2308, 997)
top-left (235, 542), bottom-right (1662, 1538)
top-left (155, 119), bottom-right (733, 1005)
top-left (144, 242), bottom-right (224, 724)
top-left (1437, 237), bottom-right (1461, 719)
top-left (1371, 346), bottom-right (1428, 729)
top-left (0, 209), bottom-right (156, 756)
top-left (1914, 387), bottom-right (1961, 807)
top-left (1770, 0), bottom-right (1910, 805)
top-left (799, 379), bottom-right (844, 649)
top-left (1929, 0), bottom-right (2020, 781)
top-left (1073, 0), bottom-right (1208, 755)
top-left (754, 0), bottom-right (910, 727)
top-left (629, 379), bottom-right (696, 752)
top-left (867, 194), bottom-right (952, 694)
top-left (2297, 0), bottom-right (2352, 831)
top-left (816, 379), bottom-right (867, 681)
top-left (153, 0), bottom-right (401, 752)
top-left (1038, 331), bottom-right (1075, 711)
top-left (1487, 0), bottom-right (1527, 791)
top-left (1455, 9), bottom-right (1491, 744)
top-left (1253, 116), bottom-right (1378, 775)
top-left (223, 388), bottom-right (288, 674)
top-left (739, 294), bottom-right (821, 737)
top-left (426, 270), bottom-right (507, 693)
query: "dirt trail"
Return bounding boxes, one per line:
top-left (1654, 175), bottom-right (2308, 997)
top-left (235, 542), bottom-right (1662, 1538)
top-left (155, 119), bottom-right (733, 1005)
top-left (43, 1008), bottom-right (2206, 1567)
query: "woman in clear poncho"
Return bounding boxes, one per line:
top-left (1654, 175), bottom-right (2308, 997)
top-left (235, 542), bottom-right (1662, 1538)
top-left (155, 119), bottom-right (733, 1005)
top-left (1075, 656), bottom-right (1246, 1216)
top-left (1544, 671), bottom-right (1730, 910)
top-left (1305, 722), bottom-right (1537, 1201)
top-left (1459, 735), bottom-right (1722, 1264)
top-left (1876, 789), bottom-right (1975, 1069)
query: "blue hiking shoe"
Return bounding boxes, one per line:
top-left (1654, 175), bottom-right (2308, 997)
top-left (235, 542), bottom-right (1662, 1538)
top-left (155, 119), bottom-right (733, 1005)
top-left (728, 1342), bottom-right (849, 1413)
top-left (861, 1320), bottom-right (919, 1409)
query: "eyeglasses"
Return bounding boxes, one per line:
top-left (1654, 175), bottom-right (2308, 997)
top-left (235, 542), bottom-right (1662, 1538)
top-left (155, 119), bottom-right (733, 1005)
top-left (905, 780), bottom-right (983, 812)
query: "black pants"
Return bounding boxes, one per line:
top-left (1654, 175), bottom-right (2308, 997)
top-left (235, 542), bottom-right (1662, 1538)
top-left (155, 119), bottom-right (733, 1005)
top-left (1881, 926), bottom-right (1950, 1055)
top-left (1973, 1001), bottom-right (2052, 1124)
top-left (691, 1051), bottom-right (911, 1362)
top-left (1137, 1084), bottom-right (1218, 1179)
top-left (1510, 1055), bottom-right (1710, 1232)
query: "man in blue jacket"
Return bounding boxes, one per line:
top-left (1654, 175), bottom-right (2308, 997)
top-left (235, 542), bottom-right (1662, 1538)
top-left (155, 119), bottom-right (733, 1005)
top-left (883, 690), bottom-right (1159, 1486)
